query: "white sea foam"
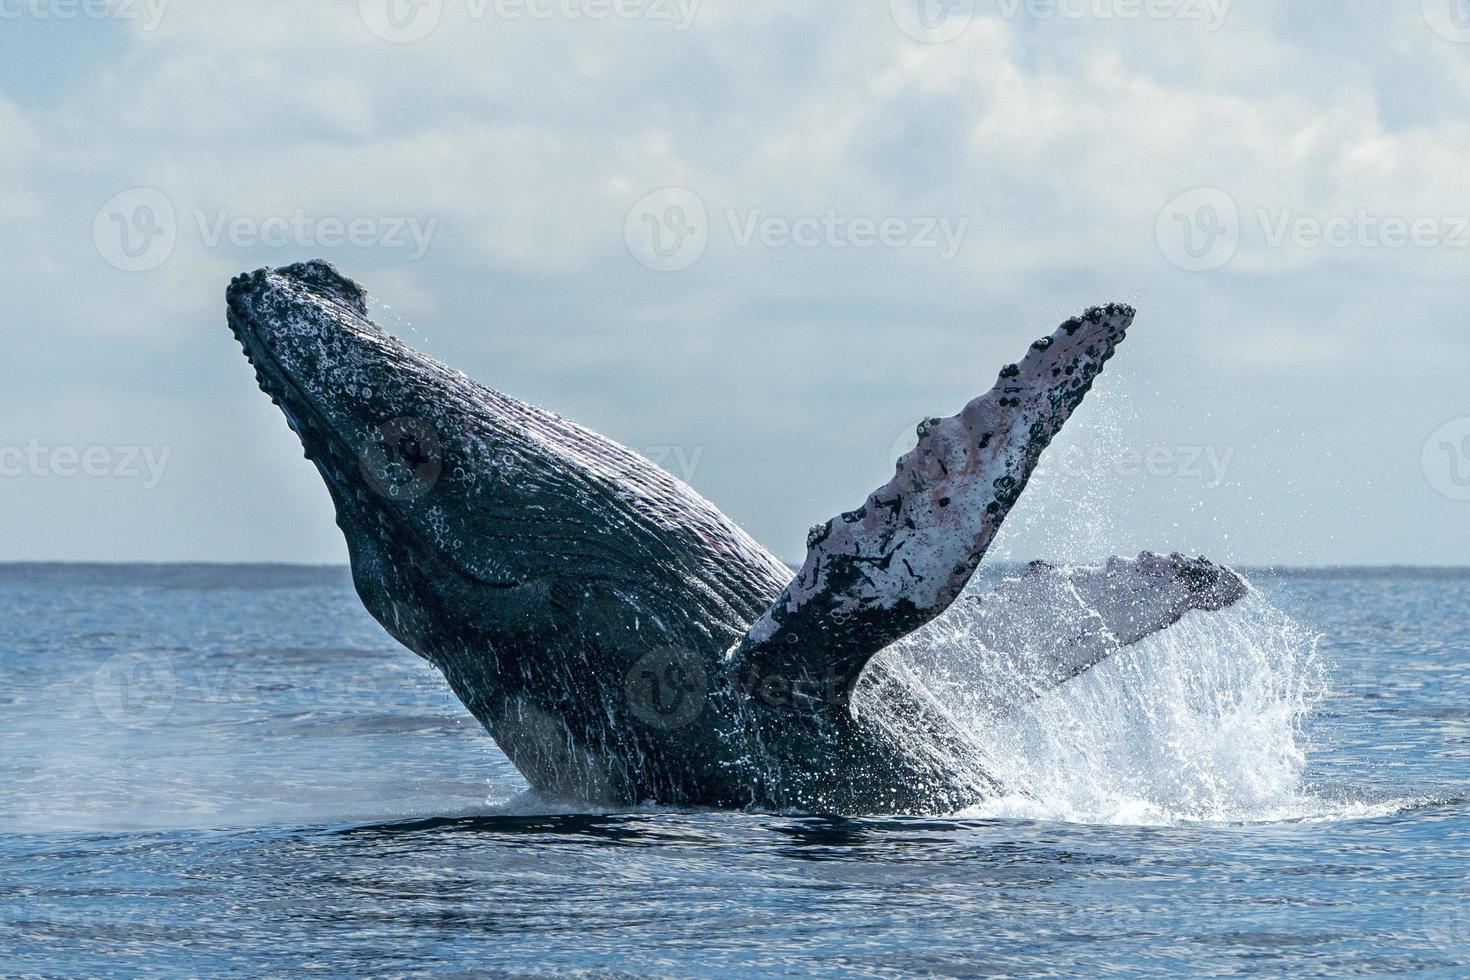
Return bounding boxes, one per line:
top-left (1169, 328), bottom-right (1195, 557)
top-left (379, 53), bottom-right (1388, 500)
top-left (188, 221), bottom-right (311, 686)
top-left (858, 587), bottom-right (1372, 826)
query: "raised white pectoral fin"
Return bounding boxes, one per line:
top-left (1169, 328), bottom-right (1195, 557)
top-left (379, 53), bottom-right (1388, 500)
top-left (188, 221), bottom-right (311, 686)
top-left (729, 304), bottom-right (1136, 698)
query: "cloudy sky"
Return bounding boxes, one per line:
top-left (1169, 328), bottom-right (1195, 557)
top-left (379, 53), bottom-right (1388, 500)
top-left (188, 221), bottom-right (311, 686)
top-left (2, 0), bottom-right (1467, 566)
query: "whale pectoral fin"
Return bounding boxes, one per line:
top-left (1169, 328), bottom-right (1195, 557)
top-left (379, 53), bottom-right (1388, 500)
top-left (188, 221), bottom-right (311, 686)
top-left (946, 553), bottom-right (1249, 716)
top-left (728, 304), bottom-right (1135, 700)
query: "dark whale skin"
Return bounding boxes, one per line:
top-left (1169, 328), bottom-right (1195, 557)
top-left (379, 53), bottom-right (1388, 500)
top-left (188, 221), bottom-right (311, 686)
top-left (227, 260), bottom-right (1240, 814)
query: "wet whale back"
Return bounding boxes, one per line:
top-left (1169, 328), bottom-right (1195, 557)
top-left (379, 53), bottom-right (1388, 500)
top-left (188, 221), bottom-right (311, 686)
top-left (229, 261), bottom-right (790, 662)
top-left (414, 381), bottom-right (792, 649)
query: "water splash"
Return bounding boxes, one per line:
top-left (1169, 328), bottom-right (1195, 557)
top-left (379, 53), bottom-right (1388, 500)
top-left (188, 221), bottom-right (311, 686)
top-left (988, 381), bottom-right (1134, 565)
top-left (865, 371), bottom-right (1352, 825)
top-left (857, 584), bottom-right (1339, 826)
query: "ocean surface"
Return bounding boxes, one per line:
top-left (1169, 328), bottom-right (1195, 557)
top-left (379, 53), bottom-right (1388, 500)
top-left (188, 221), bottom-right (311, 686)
top-left (2, 563), bottom-right (1467, 976)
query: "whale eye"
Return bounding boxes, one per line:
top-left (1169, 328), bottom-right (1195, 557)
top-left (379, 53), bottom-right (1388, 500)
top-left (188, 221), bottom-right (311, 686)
top-left (360, 416), bottom-right (443, 501)
top-left (396, 434), bottom-right (431, 468)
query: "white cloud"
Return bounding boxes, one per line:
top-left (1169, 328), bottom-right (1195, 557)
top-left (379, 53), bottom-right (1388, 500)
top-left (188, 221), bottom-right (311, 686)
top-left (1, 2), bottom-right (1466, 563)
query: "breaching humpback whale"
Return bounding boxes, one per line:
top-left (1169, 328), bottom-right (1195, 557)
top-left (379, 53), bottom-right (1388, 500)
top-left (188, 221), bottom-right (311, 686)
top-left (228, 260), bottom-right (1246, 814)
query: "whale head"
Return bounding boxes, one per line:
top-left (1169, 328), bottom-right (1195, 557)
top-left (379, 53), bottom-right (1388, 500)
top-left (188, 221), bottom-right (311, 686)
top-left (227, 261), bottom-right (798, 802)
top-left (227, 261), bottom-right (521, 655)
top-left (228, 261), bottom-right (420, 502)
top-left (227, 260), bottom-right (783, 672)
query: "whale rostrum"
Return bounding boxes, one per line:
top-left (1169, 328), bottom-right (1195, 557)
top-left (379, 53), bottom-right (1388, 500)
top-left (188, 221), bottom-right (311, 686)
top-left (227, 260), bottom-right (1246, 814)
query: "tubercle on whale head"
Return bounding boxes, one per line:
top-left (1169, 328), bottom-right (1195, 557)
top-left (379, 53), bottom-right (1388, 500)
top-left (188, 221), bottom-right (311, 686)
top-left (226, 260), bottom-right (419, 486)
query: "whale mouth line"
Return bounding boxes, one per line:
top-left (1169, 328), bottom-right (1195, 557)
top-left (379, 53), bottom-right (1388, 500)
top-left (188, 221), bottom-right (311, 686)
top-left (228, 305), bottom-right (303, 414)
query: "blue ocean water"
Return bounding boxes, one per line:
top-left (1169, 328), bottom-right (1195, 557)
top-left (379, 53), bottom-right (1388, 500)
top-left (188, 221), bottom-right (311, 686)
top-left (1, 564), bottom-right (1467, 976)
